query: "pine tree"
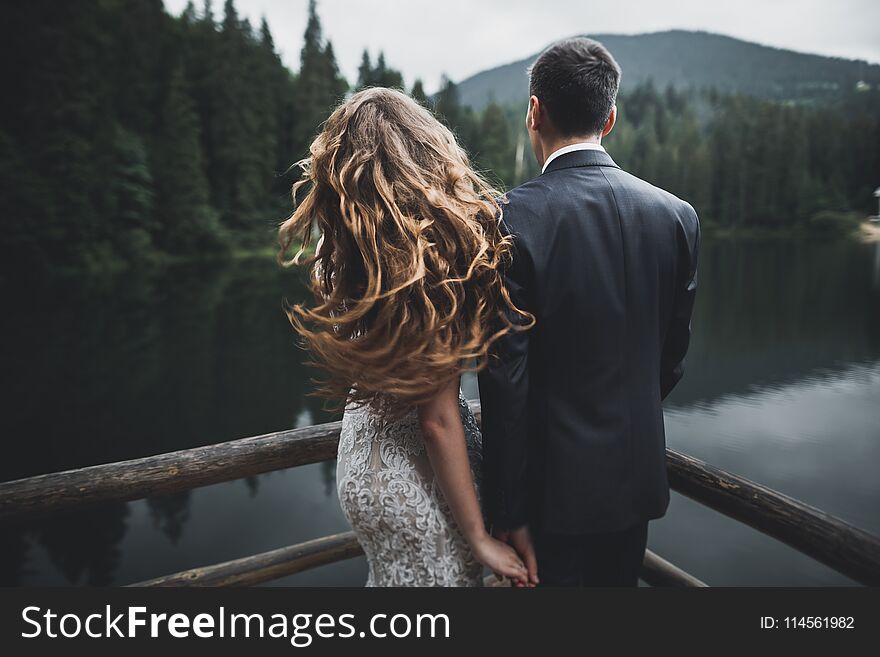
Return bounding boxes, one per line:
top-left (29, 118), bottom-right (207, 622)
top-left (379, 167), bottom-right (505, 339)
top-left (109, 126), bottom-right (156, 258)
top-left (433, 75), bottom-right (462, 129)
top-left (207, 0), bottom-right (267, 234)
top-left (153, 64), bottom-right (224, 254)
top-left (357, 49), bottom-right (373, 89)
top-left (257, 15), bottom-right (295, 214)
top-left (356, 49), bottom-right (404, 91)
top-left (181, 1), bottom-right (197, 24)
top-left (432, 76), bottom-right (480, 153)
top-left (109, 0), bottom-right (166, 137)
top-left (410, 79), bottom-right (428, 106)
top-left (26, 1), bottom-right (108, 267)
top-left (477, 100), bottom-right (514, 186)
top-left (375, 52), bottom-right (404, 89)
top-left (293, 0), bottom-right (348, 154)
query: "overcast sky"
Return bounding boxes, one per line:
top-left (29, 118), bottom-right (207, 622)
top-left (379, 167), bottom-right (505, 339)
top-left (164, 0), bottom-right (880, 91)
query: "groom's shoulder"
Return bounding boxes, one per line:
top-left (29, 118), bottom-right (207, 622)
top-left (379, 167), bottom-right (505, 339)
top-left (609, 166), bottom-right (698, 219)
top-left (498, 166), bottom-right (699, 234)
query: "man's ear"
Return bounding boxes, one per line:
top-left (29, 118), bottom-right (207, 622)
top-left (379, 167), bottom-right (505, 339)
top-left (601, 105), bottom-right (617, 138)
top-left (527, 95), bottom-right (541, 131)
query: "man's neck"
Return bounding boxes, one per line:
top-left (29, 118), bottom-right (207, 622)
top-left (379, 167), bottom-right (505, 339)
top-left (539, 135), bottom-right (601, 168)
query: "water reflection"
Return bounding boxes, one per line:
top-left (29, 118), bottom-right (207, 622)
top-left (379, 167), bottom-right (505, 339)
top-left (665, 239), bottom-right (880, 409)
top-left (1, 238), bottom-right (878, 586)
top-left (1, 260), bottom-right (323, 483)
top-left (658, 361), bottom-right (880, 586)
top-left (873, 241), bottom-right (880, 290)
top-left (147, 492), bottom-right (192, 545)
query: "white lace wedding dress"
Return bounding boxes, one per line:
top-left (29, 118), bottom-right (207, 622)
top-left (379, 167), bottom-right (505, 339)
top-left (336, 391), bottom-right (484, 586)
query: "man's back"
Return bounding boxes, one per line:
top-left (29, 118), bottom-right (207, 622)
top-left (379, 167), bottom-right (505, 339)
top-left (478, 147), bottom-right (700, 535)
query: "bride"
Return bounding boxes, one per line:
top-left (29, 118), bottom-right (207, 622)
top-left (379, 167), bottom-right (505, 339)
top-left (278, 87), bottom-right (534, 587)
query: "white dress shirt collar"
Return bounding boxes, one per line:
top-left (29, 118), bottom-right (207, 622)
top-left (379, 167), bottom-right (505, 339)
top-left (541, 142), bottom-right (606, 174)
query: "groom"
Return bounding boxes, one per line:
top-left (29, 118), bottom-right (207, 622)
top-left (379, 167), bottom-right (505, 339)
top-left (478, 37), bottom-right (700, 587)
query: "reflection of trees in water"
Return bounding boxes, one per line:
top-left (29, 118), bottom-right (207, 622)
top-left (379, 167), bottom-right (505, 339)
top-left (667, 239), bottom-right (880, 408)
top-left (1, 259), bottom-right (315, 584)
top-left (146, 492), bottom-right (191, 544)
top-left (2, 260), bottom-right (313, 480)
top-left (0, 503), bottom-right (130, 586)
top-left (0, 523), bottom-right (30, 586)
top-left (34, 503), bottom-right (129, 586)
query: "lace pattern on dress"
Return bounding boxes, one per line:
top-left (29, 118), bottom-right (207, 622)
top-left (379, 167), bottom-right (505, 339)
top-left (336, 392), bottom-right (484, 587)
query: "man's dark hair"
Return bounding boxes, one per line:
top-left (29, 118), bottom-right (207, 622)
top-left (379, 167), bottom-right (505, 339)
top-left (528, 37), bottom-right (621, 137)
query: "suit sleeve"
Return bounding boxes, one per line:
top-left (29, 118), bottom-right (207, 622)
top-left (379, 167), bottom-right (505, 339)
top-left (477, 212), bottom-right (535, 530)
top-left (660, 203), bottom-right (701, 400)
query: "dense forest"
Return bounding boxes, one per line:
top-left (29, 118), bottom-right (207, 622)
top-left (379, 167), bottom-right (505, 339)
top-left (1, 0), bottom-right (878, 277)
top-left (1, 0), bottom-right (341, 274)
top-left (455, 84), bottom-right (880, 233)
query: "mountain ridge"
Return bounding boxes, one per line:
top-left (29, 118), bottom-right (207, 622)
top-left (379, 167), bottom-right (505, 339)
top-left (456, 29), bottom-right (880, 109)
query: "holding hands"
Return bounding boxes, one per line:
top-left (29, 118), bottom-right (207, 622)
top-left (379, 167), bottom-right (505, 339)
top-left (469, 533), bottom-right (531, 586)
top-left (484, 525), bottom-right (539, 588)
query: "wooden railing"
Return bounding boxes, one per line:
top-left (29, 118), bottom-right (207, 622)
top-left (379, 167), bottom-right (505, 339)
top-left (1, 401), bottom-right (878, 586)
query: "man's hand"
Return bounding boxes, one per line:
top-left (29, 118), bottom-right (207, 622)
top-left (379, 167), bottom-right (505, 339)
top-left (493, 525), bottom-right (539, 587)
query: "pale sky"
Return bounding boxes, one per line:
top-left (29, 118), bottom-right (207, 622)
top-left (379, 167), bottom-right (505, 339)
top-left (164, 0), bottom-right (880, 92)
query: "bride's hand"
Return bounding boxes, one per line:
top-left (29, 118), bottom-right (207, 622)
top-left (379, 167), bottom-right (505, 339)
top-left (470, 534), bottom-right (530, 586)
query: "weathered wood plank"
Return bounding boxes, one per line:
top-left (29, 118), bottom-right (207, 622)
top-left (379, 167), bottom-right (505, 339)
top-left (129, 533), bottom-right (703, 588)
top-left (0, 422), bottom-right (341, 521)
top-left (129, 532), bottom-right (364, 587)
top-left (666, 448), bottom-right (880, 585)
top-left (0, 404), bottom-right (483, 522)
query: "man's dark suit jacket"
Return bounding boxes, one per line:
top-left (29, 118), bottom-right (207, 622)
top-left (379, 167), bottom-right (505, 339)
top-left (478, 147), bottom-right (700, 535)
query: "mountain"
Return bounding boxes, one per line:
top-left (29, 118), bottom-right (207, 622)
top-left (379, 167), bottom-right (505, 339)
top-left (456, 30), bottom-right (880, 109)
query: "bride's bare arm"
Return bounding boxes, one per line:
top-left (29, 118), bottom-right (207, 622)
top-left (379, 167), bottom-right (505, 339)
top-left (418, 378), bottom-right (531, 586)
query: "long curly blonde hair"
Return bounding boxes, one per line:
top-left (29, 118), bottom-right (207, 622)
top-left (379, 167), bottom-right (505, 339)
top-left (278, 87), bottom-right (533, 417)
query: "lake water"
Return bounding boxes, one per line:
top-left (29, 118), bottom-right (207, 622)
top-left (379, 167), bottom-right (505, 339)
top-left (2, 238), bottom-right (879, 586)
